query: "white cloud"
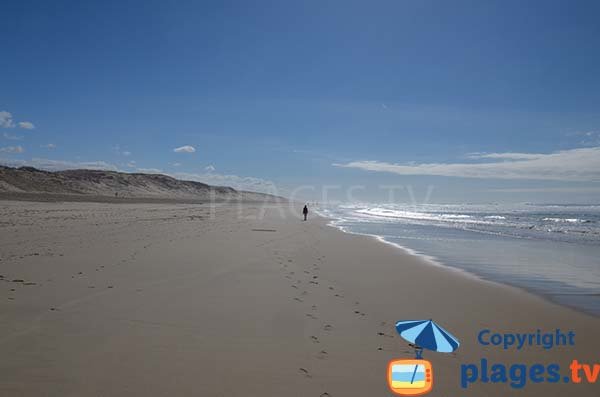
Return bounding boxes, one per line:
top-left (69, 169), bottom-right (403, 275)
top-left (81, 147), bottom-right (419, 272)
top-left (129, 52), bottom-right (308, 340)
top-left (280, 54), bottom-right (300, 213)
top-left (173, 145), bottom-right (196, 153)
top-left (1, 112), bottom-right (36, 130)
top-left (122, 151), bottom-right (131, 156)
top-left (0, 111), bottom-right (15, 128)
top-left (41, 143), bottom-right (57, 149)
top-left (204, 164), bottom-right (215, 172)
top-left (3, 132), bottom-right (23, 140)
top-left (18, 121), bottom-right (35, 130)
top-left (335, 147), bottom-right (600, 182)
top-left (0, 145), bottom-right (24, 154)
top-left (171, 162), bottom-right (182, 167)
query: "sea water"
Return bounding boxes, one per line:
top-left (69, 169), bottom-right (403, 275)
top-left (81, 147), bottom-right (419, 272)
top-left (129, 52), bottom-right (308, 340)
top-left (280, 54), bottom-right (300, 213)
top-left (318, 203), bottom-right (600, 316)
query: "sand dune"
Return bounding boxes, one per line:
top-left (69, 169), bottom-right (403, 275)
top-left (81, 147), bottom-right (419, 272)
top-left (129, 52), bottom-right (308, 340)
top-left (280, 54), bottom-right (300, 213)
top-left (0, 166), bottom-right (282, 202)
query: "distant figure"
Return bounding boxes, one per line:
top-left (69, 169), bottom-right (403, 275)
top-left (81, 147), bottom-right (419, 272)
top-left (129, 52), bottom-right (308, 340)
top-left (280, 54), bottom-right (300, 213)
top-left (302, 205), bottom-right (308, 221)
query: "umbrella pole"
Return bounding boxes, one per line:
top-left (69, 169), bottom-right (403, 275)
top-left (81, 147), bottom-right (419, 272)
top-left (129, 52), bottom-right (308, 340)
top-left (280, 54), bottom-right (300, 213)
top-left (414, 346), bottom-right (423, 359)
top-left (410, 346), bottom-right (423, 384)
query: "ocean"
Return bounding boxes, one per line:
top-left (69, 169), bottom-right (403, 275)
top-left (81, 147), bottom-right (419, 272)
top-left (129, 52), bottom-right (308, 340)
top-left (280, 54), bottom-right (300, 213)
top-left (317, 203), bottom-right (600, 316)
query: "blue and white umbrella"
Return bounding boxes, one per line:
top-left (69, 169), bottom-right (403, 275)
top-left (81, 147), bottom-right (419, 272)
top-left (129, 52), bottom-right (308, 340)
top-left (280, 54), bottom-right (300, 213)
top-left (395, 319), bottom-right (460, 354)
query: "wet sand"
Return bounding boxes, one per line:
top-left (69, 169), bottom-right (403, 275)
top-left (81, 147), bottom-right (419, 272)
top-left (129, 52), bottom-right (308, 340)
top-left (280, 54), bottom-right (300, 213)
top-left (1, 200), bottom-right (599, 396)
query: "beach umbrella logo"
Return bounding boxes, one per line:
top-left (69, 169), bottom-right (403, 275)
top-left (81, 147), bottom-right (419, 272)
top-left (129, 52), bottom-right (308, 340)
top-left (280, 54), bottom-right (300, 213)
top-left (387, 319), bottom-right (460, 396)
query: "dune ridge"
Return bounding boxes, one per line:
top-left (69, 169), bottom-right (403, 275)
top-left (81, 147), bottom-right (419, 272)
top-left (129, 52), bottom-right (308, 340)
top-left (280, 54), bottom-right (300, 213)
top-left (0, 166), bottom-right (283, 202)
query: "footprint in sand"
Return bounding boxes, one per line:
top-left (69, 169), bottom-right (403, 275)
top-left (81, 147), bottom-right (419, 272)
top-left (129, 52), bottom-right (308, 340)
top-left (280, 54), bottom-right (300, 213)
top-left (291, 285), bottom-right (298, 289)
top-left (310, 336), bottom-right (320, 343)
top-left (293, 297), bottom-right (304, 303)
top-left (320, 393), bottom-right (331, 396)
top-left (317, 350), bottom-right (328, 360)
top-left (323, 324), bottom-right (333, 331)
top-left (298, 368), bottom-right (312, 378)
top-left (306, 313), bottom-right (318, 320)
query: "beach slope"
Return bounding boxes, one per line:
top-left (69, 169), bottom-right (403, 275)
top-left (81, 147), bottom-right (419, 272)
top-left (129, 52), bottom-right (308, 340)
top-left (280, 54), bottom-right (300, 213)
top-left (0, 201), bottom-right (598, 396)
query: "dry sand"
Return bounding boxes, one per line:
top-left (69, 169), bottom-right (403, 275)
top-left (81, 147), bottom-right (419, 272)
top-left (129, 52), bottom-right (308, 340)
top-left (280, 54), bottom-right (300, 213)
top-left (0, 200), bottom-right (599, 396)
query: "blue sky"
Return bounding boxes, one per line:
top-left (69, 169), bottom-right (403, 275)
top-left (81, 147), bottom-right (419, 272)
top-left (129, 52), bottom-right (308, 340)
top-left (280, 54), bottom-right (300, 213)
top-left (1, 0), bottom-right (600, 203)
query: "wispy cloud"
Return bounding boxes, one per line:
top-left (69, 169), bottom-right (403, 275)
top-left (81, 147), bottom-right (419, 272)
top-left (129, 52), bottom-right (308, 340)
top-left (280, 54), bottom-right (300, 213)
top-left (3, 132), bottom-right (23, 140)
top-left (335, 147), bottom-right (600, 182)
top-left (135, 167), bottom-right (163, 174)
top-left (41, 143), bottom-right (57, 149)
top-left (486, 187), bottom-right (600, 193)
top-left (466, 152), bottom-right (544, 160)
top-left (204, 164), bottom-right (215, 172)
top-left (173, 145), bottom-right (196, 153)
top-left (18, 121), bottom-right (35, 130)
top-left (0, 111), bottom-right (15, 128)
top-left (0, 145), bottom-right (24, 154)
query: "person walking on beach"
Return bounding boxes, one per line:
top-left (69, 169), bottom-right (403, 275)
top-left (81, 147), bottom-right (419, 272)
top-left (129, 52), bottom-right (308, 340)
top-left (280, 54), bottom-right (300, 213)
top-left (302, 205), bottom-right (308, 221)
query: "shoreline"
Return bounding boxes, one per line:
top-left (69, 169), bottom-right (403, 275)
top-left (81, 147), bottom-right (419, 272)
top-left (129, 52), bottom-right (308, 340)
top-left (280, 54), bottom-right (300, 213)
top-left (1, 200), bottom-right (599, 396)
top-left (319, 211), bottom-right (600, 320)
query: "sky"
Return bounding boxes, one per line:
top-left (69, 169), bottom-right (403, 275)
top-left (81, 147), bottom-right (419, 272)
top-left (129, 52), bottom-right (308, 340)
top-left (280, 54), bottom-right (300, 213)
top-left (1, 0), bottom-right (600, 203)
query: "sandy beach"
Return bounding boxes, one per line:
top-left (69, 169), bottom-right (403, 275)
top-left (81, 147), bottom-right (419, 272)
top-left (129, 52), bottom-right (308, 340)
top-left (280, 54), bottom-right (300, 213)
top-left (1, 200), bottom-right (599, 396)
